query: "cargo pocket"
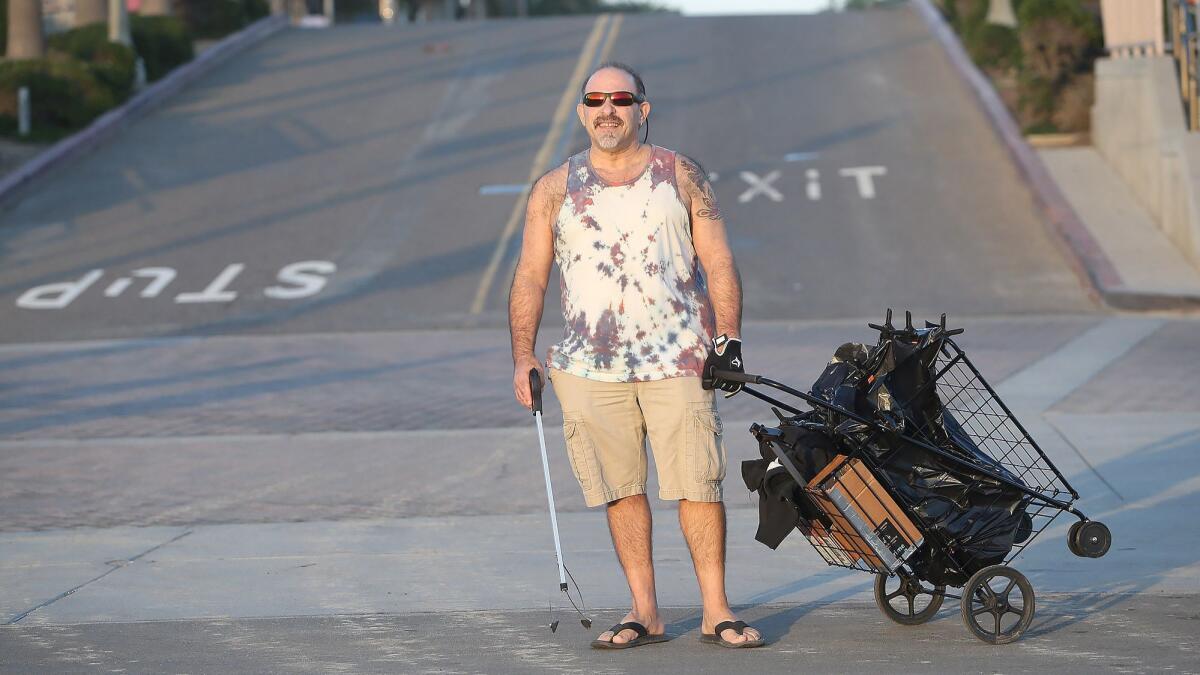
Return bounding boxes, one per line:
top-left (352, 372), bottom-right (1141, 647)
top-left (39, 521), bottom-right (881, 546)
top-left (562, 413), bottom-right (599, 493)
top-left (688, 403), bottom-right (727, 484)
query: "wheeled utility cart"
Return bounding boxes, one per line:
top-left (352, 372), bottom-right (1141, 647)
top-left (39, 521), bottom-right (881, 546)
top-left (722, 311), bottom-right (1111, 644)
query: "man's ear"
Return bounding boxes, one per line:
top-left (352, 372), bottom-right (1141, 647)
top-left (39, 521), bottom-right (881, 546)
top-left (640, 101), bottom-right (651, 123)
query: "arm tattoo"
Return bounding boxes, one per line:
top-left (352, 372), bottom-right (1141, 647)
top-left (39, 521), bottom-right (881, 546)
top-left (682, 156), bottom-right (722, 221)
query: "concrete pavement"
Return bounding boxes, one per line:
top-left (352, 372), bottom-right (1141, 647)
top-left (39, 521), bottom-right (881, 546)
top-left (2, 315), bottom-right (1198, 672)
top-left (1, 4), bottom-right (1197, 673)
top-left (1040, 146), bottom-right (1200, 308)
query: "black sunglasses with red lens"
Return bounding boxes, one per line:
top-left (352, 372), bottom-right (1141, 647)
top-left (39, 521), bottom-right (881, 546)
top-left (582, 91), bottom-right (644, 107)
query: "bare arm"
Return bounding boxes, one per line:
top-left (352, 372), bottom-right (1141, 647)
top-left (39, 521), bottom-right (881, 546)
top-left (677, 154), bottom-right (742, 339)
top-left (509, 163), bottom-right (566, 408)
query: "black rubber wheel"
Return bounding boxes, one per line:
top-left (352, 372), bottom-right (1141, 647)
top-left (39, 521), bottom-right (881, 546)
top-left (1072, 521), bottom-right (1112, 558)
top-left (960, 565), bottom-right (1035, 644)
top-left (874, 572), bottom-right (945, 625)
top-left (1067, 520), bottom-right (1086, 557)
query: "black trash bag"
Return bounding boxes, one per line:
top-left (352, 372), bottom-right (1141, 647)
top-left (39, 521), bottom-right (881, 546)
top-left (743, 330), bottom-right (1031, 586)
top-left (741, 412), bottom-right (839, 549)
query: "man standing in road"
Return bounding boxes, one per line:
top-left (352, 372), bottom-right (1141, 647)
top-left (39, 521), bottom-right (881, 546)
top-left (509, 62), bottom-right (762, 650)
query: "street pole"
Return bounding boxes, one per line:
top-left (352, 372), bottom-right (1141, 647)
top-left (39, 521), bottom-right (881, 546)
top-left (109, 0), bottom-right (131, 46)
top-left (75, 0), bottom-right (107, 26)
top-left (6, 0), bottom-right (45, 59)
top-left (270, 0), bottom-right (287, 15)
top-left (516, 0), bottom-right (527, 17)
top-left (324, 0), bottom-right (335, 20)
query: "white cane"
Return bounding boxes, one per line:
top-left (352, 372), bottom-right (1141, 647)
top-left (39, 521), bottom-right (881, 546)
top-left (528, 369), bottom-right (591, 631)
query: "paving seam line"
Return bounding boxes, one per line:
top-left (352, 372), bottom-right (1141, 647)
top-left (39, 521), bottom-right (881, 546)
top-left (2, 529), bottom-right (193, 625)
top-left (0, 15), bottom-right (288, 212)
top-left (911, 0), bottom-right (1200, 312)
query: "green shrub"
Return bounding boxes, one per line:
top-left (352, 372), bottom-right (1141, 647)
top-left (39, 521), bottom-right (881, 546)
top-left (941, 0), bottom-right (1104, 133)
top-left (46, 24), bottom-right (137, 102)
top-left (0, 0), bottom-right (7, 57)
top-left (244, 0), bottom-right (271, 21)
top-left (0, 58), bottom-right (120, 140)
top-left (131, 15), bottom-right (195, 82)
top-left (966, 22), bottom-right (1022, 71)
top-left (1016, 0), bottom-right (1101, 83)
top-left (175, 0), bottom-right (248, 39)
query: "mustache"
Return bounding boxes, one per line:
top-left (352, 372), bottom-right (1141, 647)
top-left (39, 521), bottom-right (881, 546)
top-left (594, 116), bottom-right (622, 127)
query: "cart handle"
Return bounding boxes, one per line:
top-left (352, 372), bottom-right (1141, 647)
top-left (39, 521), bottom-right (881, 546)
top-left (710, 368), bottom-right (762, 385)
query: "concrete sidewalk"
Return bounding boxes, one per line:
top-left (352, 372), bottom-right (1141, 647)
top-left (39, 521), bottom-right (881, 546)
top-left (1040, 146), bottom-right (1200, 309)
top-left (1, 316), bottom-right (1198, 672)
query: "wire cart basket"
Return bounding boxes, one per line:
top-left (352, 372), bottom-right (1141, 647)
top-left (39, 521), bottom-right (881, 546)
top-left (721, 311), bottom-right (1111, 644)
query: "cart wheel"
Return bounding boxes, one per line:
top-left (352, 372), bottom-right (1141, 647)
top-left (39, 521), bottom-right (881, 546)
top-left (1070, 520), bottom-right (1111, 558)
top-left (960, 565), bottom-right (1035, 644)
top-left (1067, 520), bottom-right (1085, 556)
top-left (874, 572), bottom-right (945, 625)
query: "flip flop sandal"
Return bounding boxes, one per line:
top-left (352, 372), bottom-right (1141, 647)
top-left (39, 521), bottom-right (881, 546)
top-left (699, 620), bottom-right (765, 649)
top-left (590, 621), bottom-right (670, 650)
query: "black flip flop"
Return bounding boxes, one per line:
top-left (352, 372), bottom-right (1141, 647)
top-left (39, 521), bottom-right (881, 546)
top-left (699, 620), bottom-right (765, 649)
top-left (590, 621), bottom-right (670, 650)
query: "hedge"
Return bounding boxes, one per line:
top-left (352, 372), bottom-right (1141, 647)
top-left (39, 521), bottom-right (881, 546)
top-left (0, 57), bottom-right (120, 140)
top-left (47, 24), bottom-right (137, 101)
top-left (175, 0), bottom-right (270, 40)
top-left (131, 15), bottom-right (195, 82)
top-left (939, 0), bottom-right (1103, 133)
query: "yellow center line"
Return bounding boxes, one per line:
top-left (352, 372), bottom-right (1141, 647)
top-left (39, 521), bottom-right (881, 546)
top-left (498, 13), bottom-right (625, 293)
top-left (468, 14), bottom-right (615, 316)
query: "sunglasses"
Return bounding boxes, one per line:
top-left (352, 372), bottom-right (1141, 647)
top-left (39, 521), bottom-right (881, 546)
top-left (582, 91), bottom-right (644, 107)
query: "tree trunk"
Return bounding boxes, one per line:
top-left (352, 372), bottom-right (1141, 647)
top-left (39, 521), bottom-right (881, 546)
top-left (75, 0), bottom-right (108, 26)
top-left (6, 0), bottom-right (45, 60)
top-left (141, 0), bottom-right (174, 16)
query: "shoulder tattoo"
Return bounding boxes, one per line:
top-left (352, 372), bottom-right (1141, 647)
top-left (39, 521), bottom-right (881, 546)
top-left (681, 156), bottom-right (722, 221)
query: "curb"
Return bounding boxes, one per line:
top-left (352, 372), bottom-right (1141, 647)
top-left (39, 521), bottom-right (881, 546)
top-left (0, 14), bottom-right (289, 211)
top-left (912, 0), bottom-right (1200, 312)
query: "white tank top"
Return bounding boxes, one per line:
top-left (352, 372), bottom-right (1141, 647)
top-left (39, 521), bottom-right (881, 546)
top-left (547, 145), bottom-right (715, 382)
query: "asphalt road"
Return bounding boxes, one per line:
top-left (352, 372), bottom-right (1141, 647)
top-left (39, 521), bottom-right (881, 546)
top-left (0, 4), bottom-right (1092, 344)
top-left (3, 7), bottom-right (1197, 674)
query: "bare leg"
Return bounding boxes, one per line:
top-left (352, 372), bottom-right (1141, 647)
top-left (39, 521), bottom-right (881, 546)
top-left (595, 494), bottom-right (665, 644)
top-left (679, 499), bottom-right (761, 644)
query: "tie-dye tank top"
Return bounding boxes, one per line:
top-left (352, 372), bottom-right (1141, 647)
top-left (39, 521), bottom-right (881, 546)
top-left (546, 144), bottom-right (715, 382)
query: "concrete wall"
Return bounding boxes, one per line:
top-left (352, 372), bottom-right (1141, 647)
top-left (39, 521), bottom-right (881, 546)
top-left (1092, 57), bottom-right (1200, 270)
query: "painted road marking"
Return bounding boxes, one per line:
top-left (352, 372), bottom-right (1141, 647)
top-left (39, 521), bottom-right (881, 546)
top-left (468, 13), bottom-right (620, 316)
top-left (264, 261), bottom-right (338, 299)
top-left (839, 165), bottom-right (887, 199)
top-left (805, 169), bottom-right (821, 200)
top-left (738, 170), bottom-right (783, 203)
top-left (15, 269), bottom-right (103, 309)
top-left (482, 162), bottom-right (886, 206)
top-left (478, 184), bottom-right (527, 196)
top-left (175, 264), bottom-right (245, 304)
top-left (15, 261), bottom-right (337, 310)
top-left (784, 151), bottom-right (820, 162)
top-left (104, 268), bottom-right (177, 298)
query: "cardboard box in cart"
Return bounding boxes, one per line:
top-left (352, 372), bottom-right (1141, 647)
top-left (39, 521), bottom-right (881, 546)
top-left (800, 456), bottom-right (924, 573)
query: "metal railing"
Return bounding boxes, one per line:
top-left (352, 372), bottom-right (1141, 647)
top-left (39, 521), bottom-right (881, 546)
top-left (1169, 0), bottom-right (1200, 129)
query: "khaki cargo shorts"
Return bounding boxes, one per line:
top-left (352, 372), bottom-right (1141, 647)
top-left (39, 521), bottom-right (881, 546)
top-left (548, 369), bottom-right (726, 508)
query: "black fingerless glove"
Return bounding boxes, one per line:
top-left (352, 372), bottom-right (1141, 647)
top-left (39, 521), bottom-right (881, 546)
top-left (702, 334), bottom-right (744, 396)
